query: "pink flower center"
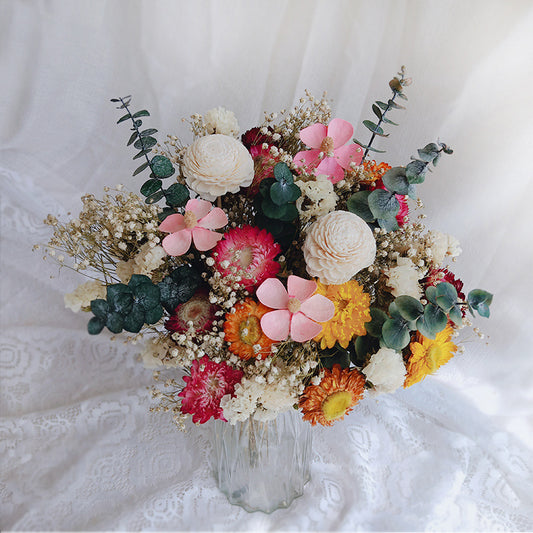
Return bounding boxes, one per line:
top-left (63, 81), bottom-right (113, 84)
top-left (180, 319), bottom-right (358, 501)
top-left (234, 245), bottom-right (253, 269)
top-left (184, 210), bottom-right (198, 229)
top-left (287, 297), bottom-right (301, 314)
top-left (320, 136), bottom-right (335, 156)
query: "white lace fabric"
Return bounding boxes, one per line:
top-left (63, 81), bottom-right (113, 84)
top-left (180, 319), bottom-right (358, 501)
top-left (2, 0), bottom-right (533, 530)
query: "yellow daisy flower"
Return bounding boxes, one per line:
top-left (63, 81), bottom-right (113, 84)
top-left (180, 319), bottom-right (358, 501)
top-left (314, 280), bottom-right (371, 349)
top-left (404, 326), bottom-right (457, 388)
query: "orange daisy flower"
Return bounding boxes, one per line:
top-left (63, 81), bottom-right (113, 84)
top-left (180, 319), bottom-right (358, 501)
top-left (404, 326), bottom-right (458, 388)
top-left (224, 299), bottom-right (274, 360)
top-left (300, 365), bottom-right (366, 426)
top-left (313, 280), bottom-right (371, 349)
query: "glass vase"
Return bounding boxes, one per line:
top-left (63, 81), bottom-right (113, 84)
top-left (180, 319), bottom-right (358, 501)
top-left (210, 408), bottom-right (312, 513)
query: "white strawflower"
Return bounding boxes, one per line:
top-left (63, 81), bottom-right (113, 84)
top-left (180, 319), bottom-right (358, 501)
top-left (385, 256), bottom-right (423, 299)
top-left (303, 210), bottom-right (376, 284)
top-left (182, 134), bottom-right (254, 201)
top-left (362, 347), bottom-right (406, 394)
top-left (64, 280), bottom-right (106, 313)
top-left (296, 175), bottom-right (338, 222)
top-left (221, 380), bottom-right (261, 424)
top-left (204, 107), bottom-right (240, 137)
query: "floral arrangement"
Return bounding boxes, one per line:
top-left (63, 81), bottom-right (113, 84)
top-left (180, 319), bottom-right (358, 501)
top-left (41, 67), bottom-right (493, 429)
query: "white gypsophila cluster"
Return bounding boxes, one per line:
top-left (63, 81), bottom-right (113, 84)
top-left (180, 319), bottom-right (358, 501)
top-left (204, 107), bottom-right (240, 137)
top-left (220, 377), bottom-right (298, 424)
top-left (140, 337), bottom-right (178, 369)
top-left (362, 347), bottom-right (406, 394)
top-left (303, 210), bottom-right (376, 284)
top-left (182, 134), bottom-right (254, 201)
top-left (424, 230), bottom-right (462, 266)
top-left (64, 280), bottom-right (106, 313)
top-left (295, 175), bottom-right (338, 222)
top-left (385, 256), bottom-right (423, 299)
top-left (115, 243), bottom-right (167, 283)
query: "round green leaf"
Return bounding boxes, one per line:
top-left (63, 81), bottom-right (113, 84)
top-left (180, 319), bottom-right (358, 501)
top-left (151, 155), bottom-right (175, 179)
top-left (377, 217), bottom-right (399, 232)
top-left (368, 189), bottom-right (400, 220)
top-left (270, 181), bottom-right (301, 205)
top-left (425, 286), bottom-right (437, 304)
top-left (423, 303), bottom-right (448, 335)
top-left (365, 307), bottom-right (388, 337)
top-left (145, 190), bottom-right (165, 204)
top-left (273, 162), bottom-right (294, 184)
top-left (347, 191), bottom-right (375, 222)
top-left (394, 295), bottom-right (424, 321)
top-left (258, 178), bottom-right (276, 198)
top-left (405, 160), bottom-right (427, 184)
top-left (164, 183), bottom-right (190, 207)
top-left (140, 179), bottom-right (162, 197)
top-left (106, 312), bottom-right (124, 334)
top-left (90, 299), bottom-right (109, 320)
top-left (144, 304), bottom-right (164, 325)
top-left (123, 306), bottom-right (145, 333)
top-left (448, 305), bottom-right (463, 327)
top-left (382, 167), bottom-right (410, 195)
top-left (106, 283), bottom-right (130, 303)
top-left (88, 316), bottom-right (105, 335)
top-left (110, 291), bottom-right (134, 315)
top-left (134, 136), bottom-right (157, 150)
top-left (435, 282), bottom-right (458, 311)
top-left (129, 274), bottom-right (153, 289)
top-left (382, 318), bottom-right (411, 350)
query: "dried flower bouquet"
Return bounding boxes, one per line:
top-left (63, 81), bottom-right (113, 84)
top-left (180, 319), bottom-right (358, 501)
top-left (41, 67), bottom-right (492, 429)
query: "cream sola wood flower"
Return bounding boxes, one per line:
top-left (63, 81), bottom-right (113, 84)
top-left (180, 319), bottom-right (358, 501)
top-left (303, 210), bottom-right (376, 285)
top-left (181, 134), bottom-right (254, 200)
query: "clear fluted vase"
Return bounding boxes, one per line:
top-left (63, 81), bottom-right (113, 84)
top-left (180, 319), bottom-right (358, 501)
top-left (210, 408), bottom-right (312, 513)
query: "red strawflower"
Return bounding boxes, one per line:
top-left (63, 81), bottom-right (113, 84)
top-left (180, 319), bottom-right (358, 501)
top-left (165, 288), bottom-right (218, 334)
top-left (245, 144), bottom-right (281, 195)
top-left (213, 225), bottom-right (281, 290)
top-left (178, 356), bottom-right (243, 423)
top-left (241, 127), bottom-right (275, 150)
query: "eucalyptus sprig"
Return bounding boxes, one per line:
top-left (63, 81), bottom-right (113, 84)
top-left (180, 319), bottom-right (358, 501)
top-left (355, 66), bottom-right (412, 159)
top-left (111, 96), bottom-right (189, 216)
top-left (347, 140), bottom-right (453, 231)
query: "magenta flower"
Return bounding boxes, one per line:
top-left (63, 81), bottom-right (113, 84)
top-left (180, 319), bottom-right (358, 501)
top-left (256, 275), bottom-right (335, 342)
top-left (293, 118), bottom-right (363, 184)
top-left (159, 198), bottom-right (228, 256)
top-left (178, 355), bottom-right (243, 424)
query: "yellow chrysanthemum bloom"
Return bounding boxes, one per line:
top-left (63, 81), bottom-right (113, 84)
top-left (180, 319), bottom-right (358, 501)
top-left (404, 326), bottom-right (457, 388)
top-left (313, 280), bottom-right (371, 349)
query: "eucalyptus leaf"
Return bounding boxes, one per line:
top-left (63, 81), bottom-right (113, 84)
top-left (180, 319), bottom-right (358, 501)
top-left (405, 160), bottom-right (427, 184)
top-left (117, 114), bottom-right (130, 124)
top-left (144, 304), bottom-right (164, 325)
top-left (387, 99), bottom-right (405, 110)
top-left (377, 217), bottom-right (399, 232)
top-left (423, 303), bottom-right (448, 335)
top-left (425, 286), bottom-right (437, 304)
top-left (273, 162), bottom-right (294, 184)
top-left (140, 128), bottom-right (158, 137)
top-left (145, 190), bottom-right (165, 204)
top-left (382, 318), bottom-right (410, 350)
top-left (127, 131), bottom-right (138, 146)
top-left (347, 191), bottom-right (375, 222)
top-left (365, 308), bottom-right (388, 337)
top-left (372, 104), bottom-right (382, 119)
top-left (133, 161), bottom-right (150, 176)
top-left (270, 181), bottom-right (301, 205)
top-left (368, 189), bottom-right (399, 220)
top-left (382, 167), bottom-right (410, 195)
top-left (375, 101), bottom-right (389, 111)
top-left (88, 316), bottom-right (105, 335)
top-left (132, 110), bottom-right (150, 119)
top-left (394, 295), bottom-right (424, 321)
top-left (133, 149), bottom-right (151, 160)
top-left (164, 183), bottom-right (190, 207)
top-left (151, 155), bottom-right (175, 179)
top-left (140, 179), bottom-right (162, 197)
top-left (106, 312), bottom-right (124, 334)
top-left (363, 120), bottom-right (384, 135)
top-left (90, 299), bottom-right (109, 320)
top-left (123, 306), bottom-right (145, 333)
top-left (134, 136), bottom-right (157, 150)
top-left (435, 282), bottom-right (458, 312)
top-left (448, 305), bottom-right (463, 327)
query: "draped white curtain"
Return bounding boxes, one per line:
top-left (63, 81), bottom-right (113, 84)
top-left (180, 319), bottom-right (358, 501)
top-left (1, 0), bottom-right (532, 530)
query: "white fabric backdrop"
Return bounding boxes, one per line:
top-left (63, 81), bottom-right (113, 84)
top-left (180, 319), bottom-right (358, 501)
top-left (1, 0), bottom-right (533, 530)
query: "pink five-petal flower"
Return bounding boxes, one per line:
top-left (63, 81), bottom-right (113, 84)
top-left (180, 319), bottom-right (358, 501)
top-left (256, 275), bottom-right (335, 343)
top-left (293, 118), bottom-right (363, 184)
top-left (159, 198), bottom-right (228, 256)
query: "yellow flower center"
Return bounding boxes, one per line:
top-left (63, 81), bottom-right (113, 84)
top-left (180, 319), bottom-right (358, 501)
top-left (320, 136), bottom-right (335, 155)
top-left (184, 210), bottom-right (197, 229)
top-left (238, 316), bottom-right (262, 345)
top-left (287, 297), bottom-right (301, 314)
top-left (321, 390), bottom-right (352, 421)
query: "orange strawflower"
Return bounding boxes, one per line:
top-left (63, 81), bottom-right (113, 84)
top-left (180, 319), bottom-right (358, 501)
top-left (223, 299), bottom-right (274, 360)
top-left (300, 365), bottom-right (366, 426)
top-left (404, 326), bottom-right (458, 388)
top-left (361, 160), bottom-right (391, 183)
top-left (313, 280), bottom-right (371, 349)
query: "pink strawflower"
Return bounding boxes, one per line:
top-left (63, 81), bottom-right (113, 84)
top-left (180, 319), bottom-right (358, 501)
top-left (213, 225), bottom-right (281, 290)
top-left (159, 198), bottom-right (228, 257)
top-left (178, 355), bottom-right (243, 424)
top-left (246, 144), bottom-right (281, 196)
top-left (293, 119), bottom-right (363, 184)
top-left (256, 275), bottom-right (335, 342)
top-left (164, 288), bottom-right (218, 334)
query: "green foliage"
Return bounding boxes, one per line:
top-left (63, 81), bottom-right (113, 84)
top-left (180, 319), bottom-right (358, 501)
top-left (87, 275), bottom-right (163, 335)
top-left (158, 266), bottom-right (202, 313)
top-left (365, 307), bottom-right (388, 337)
top-left (346, 190), bottom-right (375, 222)
top-left (382, 167), bottom-right (410, 195)
top-left (357, 66), bottom-right (411, 159)
top-left (253, 162), bottom-right (301, 250)
top-left (368, 189), bottom-right (399, 220)
top-left (394, 295), bottom-right (424, 321)
top-left (320, 345), bottom-right (351, 369)
top-left (112, 95), bottom-right (186, 211)
top-left (382, 317), bottom-right (411, 350)
top-left (467, 289), bottom-right (493, 318)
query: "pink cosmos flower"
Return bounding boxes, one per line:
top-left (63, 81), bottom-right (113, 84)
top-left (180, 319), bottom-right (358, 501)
top-left (178, 355), bottom-right (243, 424)
top-left (159, 198), bottom-right (228, 257)
top-left (293, 118), bottom-right (363, 184)
top-left (256, 275), bottom-right (335, 343)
